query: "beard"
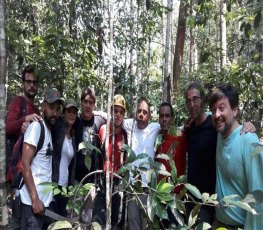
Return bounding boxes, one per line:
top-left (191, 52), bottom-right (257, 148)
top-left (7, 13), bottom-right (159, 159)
top-left (25, 89), bottom-right (37, 99)
top-left (44, 112), bottom-right (58, 128)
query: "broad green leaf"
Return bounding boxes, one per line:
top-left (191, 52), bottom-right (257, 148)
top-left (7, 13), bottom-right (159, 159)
top-left (85, 154), bottom-right (91, 170)
top-left (158, 170), bottom-right (171, 177)
top-left (78, 142), bottom-right (86, 151)
top-left (231, 201), bottom-right (257, 214)
top-left (150, 171), bottom-right (157, 189)
top-left (185, 183), bottom-right (202, 199)
top-left (156, 193), bottom-right (174, 203)
top-left (155, 134), bottom-right (163, 150)
top-left (156, 153), bottom-right (170, 161)
top-left (201, 192), bottom-right (209, 203)
top-left (155, 202), bottom-right (168, 219)
top-left (47, 220), bottom-right (72, 230)
top-left (125, 152), bottom-right (136, 164)
top-left (254, 10), bottom-right (262, 28)
top-left (196, 222), bottom-right (211, 230)
top-left (53, 188), bottom-right (61, 196)
top-left (169, 159), bottom-right (177, 183)
top-left (157, 181), bottom-right (173, 193)
top-left (147, 194), bottom-right (155, 221)
top-left (169, 206), bottom-right (185, 226)
top-left (82, 183), bottom-right (94, 191)
top-left (188, 204), bottom-right (201, 228)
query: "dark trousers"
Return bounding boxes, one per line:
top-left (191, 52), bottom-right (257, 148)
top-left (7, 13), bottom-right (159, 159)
top-left (20, 203), bottom-right (54, 230)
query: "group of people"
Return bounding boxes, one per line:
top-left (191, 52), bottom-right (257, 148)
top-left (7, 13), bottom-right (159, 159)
top-left (5, 65), bottom-right (262, 230)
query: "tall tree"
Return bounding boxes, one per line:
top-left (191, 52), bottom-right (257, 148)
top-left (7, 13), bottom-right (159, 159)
top-left (0, 0), bottom-right (8, 227)
top-left (219, 0), bottom-right (227, 68)
top-left (172, 0), bottom-right (188, 92)
top-left (162, 0), bottom-right (172, 102)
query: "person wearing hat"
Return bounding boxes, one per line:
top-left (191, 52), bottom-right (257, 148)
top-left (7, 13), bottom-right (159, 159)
top-left (20, 88), bottom-right (63, 229)
top-left (97, 94), bottom-right (127, 228)
top-left (51, 98), bottom-right (78, 217)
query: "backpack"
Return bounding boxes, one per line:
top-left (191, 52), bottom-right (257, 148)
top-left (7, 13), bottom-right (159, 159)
top-left (6, 96), bottom-right (26, 162)
top-left (7, 120), bottom-right (45, 188)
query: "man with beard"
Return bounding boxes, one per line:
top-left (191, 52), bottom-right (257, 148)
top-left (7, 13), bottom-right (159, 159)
top-left (209, 84), bottom-right (262, 230)
top-left (6, 65), bottom-right (42, 168)
top-left (184, 81), bottom-right (255, 226)
top-left (19, 88), bottom-right (63, 229)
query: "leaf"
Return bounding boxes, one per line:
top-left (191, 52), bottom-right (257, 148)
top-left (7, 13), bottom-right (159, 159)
top-left (169, 159), bottom-right (177, 183)
top-left (254, 10), bottom-right (262, 28)
top-left (243, 190), bottom-right (263, 205)
top-left (231, 201), bottom-right (257, 214)
top-left (188, 204), bottom-right (201, 228)
top-left (239, 22), bottom-right (246, 31)
top-left (53, 188), bottom-right (61, 196)
top-left (147, 194), bottom-right (156, 221)
top-left (185, 183), bottom-right (202, 199)
top-left (201, 193), bottom-right (210, 203)
top-left (156, 193), bottom-right (174, 203)
top-left (156, 153), bottom-right (170, 161)
top-left (154, 134), bottom-right (163, 150)
top-left (196, 222), bottom-right (212, 230)
top-left (244, 23), bottom-right (252, 38)
top-left (47, 220), bottom-right (72, 230)
top-left (169, 206), bottom-right (185, 226)
top-left (136, 153), bottom-right (148, 160)
top-left (158, 170), bottom-right (171, 177)
top-left (78, 142), bottom-right (86, 151)
top-left (150, 171), bottom-right (157, 189)
top-left (157, 180), bottom-right (173, 193)
top-left (85, 154), bottom-right (91, 170)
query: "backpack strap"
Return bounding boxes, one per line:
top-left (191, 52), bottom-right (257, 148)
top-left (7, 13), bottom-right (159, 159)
top-left (19, 96), bottom-right (27, 117)
top-left (36, 121), bottom-right (45, 153)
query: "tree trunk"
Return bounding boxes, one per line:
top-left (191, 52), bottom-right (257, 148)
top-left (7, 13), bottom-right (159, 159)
top-left (0, 0), bottom-right (8, 227)
top-left (162, 0), bottom-right (173, 103)
top-left (105, 3), bottom-right (114, 229)
top-left (220, 0), bottom-right (227, 68)
top-left (172, 0), bottom-right (188, 92)
top-left (189, 0), bottom-right (197, 73)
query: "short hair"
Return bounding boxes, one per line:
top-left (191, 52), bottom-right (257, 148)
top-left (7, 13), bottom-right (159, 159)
top-left (81, 87), bottom-right (96, 103)
top-left (209, 84), bottom-right (239, 110)
top-left (159, 102), bottom-right (174, 117)
top-left (22, 65), bottom-right (37, 82)
top-left (137, 97), bottom-right (150, 114)
top-left (184, 81), bottom-right (206, 101)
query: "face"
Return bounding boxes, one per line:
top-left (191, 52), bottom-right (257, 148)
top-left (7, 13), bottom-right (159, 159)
top-left (112, 105), bottom-right (125, 128)
top-left (186, 88), bottom-right (203, 121)
top-left (136, 100), bottom-right (150, 129)
top-left (22, 73), bottom-right (38, 98)
top-left (81, 95), bottom-right (95, 121)
top-left (43, 101), bottom-right (61, 127)
top-left (211, 96), bottom-right (238, 138)
top-left (159, 105), bottom-right (173, 131)
top-left (64, 107), bottom-right (77, 127)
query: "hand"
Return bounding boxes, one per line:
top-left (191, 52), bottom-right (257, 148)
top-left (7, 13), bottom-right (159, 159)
top-left (21, 121), bottom-right (30, 134)
top-left (240, 121), bottom-right (256, 134)
top-left (32, 197), bottom-right (45, 216)
top-left (25, 113), bottom-right (42, 122)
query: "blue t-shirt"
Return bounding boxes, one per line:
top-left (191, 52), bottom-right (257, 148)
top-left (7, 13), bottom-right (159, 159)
top-left (216, 125), bottom-right (263, 229)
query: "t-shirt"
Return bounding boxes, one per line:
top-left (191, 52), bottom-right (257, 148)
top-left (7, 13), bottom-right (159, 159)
top-left (20, 121), bottom-right (53, 207)
top-left (155, 133), bottom-right (187, 193)
top-left (99, 124), bottom-right (127, 173)
top-left (123, 119), bottom-right (160, 186)
top-left (58, 136), bottom-right (74, 186)
top-left (216, 125), bottom-right (263, 229)
top-left (185, 115), bottom-right (217, 195)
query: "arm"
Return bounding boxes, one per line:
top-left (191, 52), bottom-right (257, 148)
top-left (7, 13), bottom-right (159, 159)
top-left (21, 143), bottom-right (44, 215)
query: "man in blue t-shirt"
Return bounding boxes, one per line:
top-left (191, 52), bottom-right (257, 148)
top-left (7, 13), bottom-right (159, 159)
top-left (209, 84), bottom-right (263, 229)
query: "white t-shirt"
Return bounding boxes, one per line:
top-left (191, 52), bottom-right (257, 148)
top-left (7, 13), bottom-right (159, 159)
top-left (58, 136), bottom-right (74, 187)
top-left (123, 119), bottom-right (160, 186)
top-left (20, 121), bottom-right (53, 207)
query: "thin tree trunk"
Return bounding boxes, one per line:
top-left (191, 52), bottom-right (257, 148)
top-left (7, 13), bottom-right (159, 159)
top-left (105, 2), bottom-right (114, 229)
top-left (220, 0), bottom-right (227, 68)
top-left (163, 0), bottom-right (172, 103)
top-left (172, 0), bottom-right (188, 92)
top-left (0, 0), bottom-right (8, 226)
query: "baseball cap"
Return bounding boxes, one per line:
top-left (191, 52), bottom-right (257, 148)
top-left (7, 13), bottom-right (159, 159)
top-left (64, 98), bottom-right (78, 110)
top-left (44, 88), bottom-right (63, 104)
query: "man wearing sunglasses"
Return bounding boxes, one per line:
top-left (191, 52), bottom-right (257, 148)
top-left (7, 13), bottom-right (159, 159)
top-left (19, 88), bottom-right (63, 229)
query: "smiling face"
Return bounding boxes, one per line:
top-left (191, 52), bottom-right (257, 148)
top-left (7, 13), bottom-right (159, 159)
top-left (186, 88), bottom-right (203, 121)
top-left (211, 96), bottom-right (238, 138)
top-left (81, 95), bottom-right (95, 121)
top-left (136, 100), bottom-right (150, 129)
top-left (43, 101), bottom-right (61, 128)
top-left (159, 105), bottom-right (173, 132)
